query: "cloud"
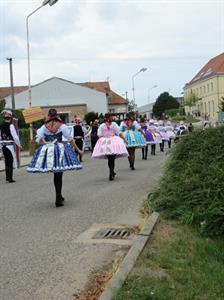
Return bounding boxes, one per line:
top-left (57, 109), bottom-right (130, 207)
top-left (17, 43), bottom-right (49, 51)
top-left (0, 0), bottom-right (223, 106)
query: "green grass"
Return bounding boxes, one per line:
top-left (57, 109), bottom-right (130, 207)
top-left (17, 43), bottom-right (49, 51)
top-left (113, 220), bottom-right (224, 300)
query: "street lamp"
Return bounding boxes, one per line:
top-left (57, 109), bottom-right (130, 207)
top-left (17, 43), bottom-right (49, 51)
top-left (148, 85), bottom-right (158, 103)
top-left (132, 67), bottom-right (147, 105)
top-left (26, 0), bottom-right (58, 151)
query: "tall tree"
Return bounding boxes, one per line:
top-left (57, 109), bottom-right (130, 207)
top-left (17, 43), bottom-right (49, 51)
top-left (153, 92), bottom-right (179, 118)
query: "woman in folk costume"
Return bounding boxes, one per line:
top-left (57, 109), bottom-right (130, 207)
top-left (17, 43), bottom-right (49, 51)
top-left (92, 114), bottom-right (128, 181)
top-left (27, 109), bottom-right (82, 207)
top-left (139, 118), bottom-right (155, 160)
top-left (90, 119), bottom-right (99, 152)
top-left (157, 120), bottom-right (169, 152)
top-left (147, 119), bottom-right (162, 155)
top-left (165, 121), bottom-right (175, 148)
top-left (120, 115), bottom-right (146, 170)
top-left (0, 110), bottom-right (21, 183)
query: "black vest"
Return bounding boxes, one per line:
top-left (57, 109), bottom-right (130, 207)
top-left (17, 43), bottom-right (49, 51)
top-left (73, 125), bottom-right (84, 138)
top-left (0, 122), bottom-right (13, 141)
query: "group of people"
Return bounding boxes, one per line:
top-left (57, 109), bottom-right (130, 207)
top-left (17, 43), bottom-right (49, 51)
top-left (0, 109), bottom-right (190, 208)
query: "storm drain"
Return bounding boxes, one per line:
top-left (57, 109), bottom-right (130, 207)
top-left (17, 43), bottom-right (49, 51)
top-left (93, 228), bottom-right (130, 240)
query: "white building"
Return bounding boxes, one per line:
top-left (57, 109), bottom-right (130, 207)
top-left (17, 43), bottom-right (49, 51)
top-left (137, 103), bottom-right (155, 119)
top-left (4, 77), bottom-right (107, 122)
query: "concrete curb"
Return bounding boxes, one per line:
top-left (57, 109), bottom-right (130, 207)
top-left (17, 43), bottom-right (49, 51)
top-left (99, 211), bottom-right (160, 300)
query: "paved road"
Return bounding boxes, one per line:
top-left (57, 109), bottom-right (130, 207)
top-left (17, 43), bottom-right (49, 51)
top-left (0, 148), bottom-right (168, 300)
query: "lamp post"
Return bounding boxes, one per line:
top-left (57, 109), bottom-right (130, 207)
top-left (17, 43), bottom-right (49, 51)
top-left (26, 0), bottom-right (58, 151)
top-left (132, 67), bottom-right (147, 106)
top-left (148, 85), bottom-right (158, 103)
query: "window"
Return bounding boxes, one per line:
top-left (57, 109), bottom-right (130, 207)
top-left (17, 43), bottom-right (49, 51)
top-left (208, 101), bottom-right (210, 114)
top-left (203, 86), bottom-right (206, 93)
top-left (200, 87), bottom-right (202, 94)
top-left (211, 82), bottom-right (214, 91)
top-left (207, 84), bottom-right (209, 93)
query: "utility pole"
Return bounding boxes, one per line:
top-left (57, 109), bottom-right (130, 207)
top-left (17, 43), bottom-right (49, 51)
top-left (6, 58), bottom-right (15, 109)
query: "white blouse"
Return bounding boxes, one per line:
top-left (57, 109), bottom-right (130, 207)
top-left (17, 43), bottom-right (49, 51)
top-left (35, 124), bottom-right (73, 143)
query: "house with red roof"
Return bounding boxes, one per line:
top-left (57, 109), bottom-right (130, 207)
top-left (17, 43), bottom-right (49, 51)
top-left (184, 52), bottom-right (224, 121)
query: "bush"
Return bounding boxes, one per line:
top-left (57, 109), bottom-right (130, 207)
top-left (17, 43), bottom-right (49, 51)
top-left (148, 126), bottom-right (224, 236)
top-left (19, 128), bottom-right (30, 151)
top-left (164, 108), bottom-right (185, 117)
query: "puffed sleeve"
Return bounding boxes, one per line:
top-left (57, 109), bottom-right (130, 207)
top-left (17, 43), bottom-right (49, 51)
top-left (61, 124), bottom-right (73, 141)
top-left (97, 124), bottom-right (104, 137)
top-left (35, 125), bottom-right (45, 143)
top-left (10, 124), bottom-right (21, 147)
top-left (112, 122), bottom-right (120, 135)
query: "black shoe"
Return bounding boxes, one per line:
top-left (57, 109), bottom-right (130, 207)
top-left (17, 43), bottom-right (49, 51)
top-left (109, 174), bottom-right (114, 181)
top-left (55, 202), bottom-right (64, 207)
top-left (131, 166), bottom-right (135, 170)
top-left (8, 179), bottom-right (16, 183)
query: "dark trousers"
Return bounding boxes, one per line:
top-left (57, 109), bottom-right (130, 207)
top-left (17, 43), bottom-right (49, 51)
top-left (151, 144), bottom-right (156, 155)
top-left (54, 172), bottom-right (63, 202)
top-left (75, 139), bottom-right (83, 161)
top-left (160, 141), bottom-right (164, 152)
top-left (91, 139), bottom-right (98, 152)
top-left (128, 147), bottom-right (136, 170)
top-left (2, 146), bottom-right (14, 181)
top-left (168, 140), bottom-right (171, 148)
top-left (142, 146), bottom-right (148, 160)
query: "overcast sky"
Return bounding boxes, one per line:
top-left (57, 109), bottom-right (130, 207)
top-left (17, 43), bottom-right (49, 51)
top-left (0, 0), bottom-right (223, 107)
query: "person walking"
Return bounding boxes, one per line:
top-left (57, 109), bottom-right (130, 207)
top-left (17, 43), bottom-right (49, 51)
top-left (27, 109), bottom-right (83, 207)
top-left (92, 114), bottom-right (128, 181)
top-left (90, 119), bottom-right (99, 152)
top-left (120, 115), bottom-right (146, 170)
top-left (73, 117), bottom-right (85, 162)
top-left (0, 110), bottom-right (21, 183)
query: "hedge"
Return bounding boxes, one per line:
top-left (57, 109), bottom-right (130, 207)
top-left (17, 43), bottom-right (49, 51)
top-left (148, 126), bottom-right (224, 236)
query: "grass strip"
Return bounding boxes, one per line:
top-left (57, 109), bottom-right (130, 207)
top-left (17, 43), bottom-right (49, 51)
top-left (113, 219), bottom-right (224, 300)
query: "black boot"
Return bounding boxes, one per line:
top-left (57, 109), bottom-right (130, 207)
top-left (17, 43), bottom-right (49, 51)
top-left (144, 146), bottom-right (148, 160)
top-left (6, 167), bottom-right (15, 183)
top-left (55, 194), bottom-right (64, 207)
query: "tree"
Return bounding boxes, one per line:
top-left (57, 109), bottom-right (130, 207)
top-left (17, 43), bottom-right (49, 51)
top-left (0, 99), bottom-right (6, 112)
top-left (128, 99), bottom-right (137, 113)
top-left (153, 92), bottom-right (180, 118)
top-left (84, 111), bottom-right (99, 124)
top-left (218, 97), bottom-right (224, 112)
top-left (184, 92), bottom-right (201, 112)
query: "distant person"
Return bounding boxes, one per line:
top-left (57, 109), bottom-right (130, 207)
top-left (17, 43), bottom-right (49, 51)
top-left (0, 110), bottom-right (21, 183)
top-left (90, 119), bottom-right (99, 152)
top-left (73, 117), bottom-right (86, 162)
top-left (188, 123), bottom-right (194, 132)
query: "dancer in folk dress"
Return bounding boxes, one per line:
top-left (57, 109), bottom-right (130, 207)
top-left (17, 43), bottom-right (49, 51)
top-left (92, 114), bottom-right (128, 181)
top-left (27, 109), bottom-right (83, 207)
top-left (140, 118), bottom-right (155, 160)
top-left (120, 115), bottom-right (146, 170)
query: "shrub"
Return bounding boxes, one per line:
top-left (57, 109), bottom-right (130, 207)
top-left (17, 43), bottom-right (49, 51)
top-left (149, 126), bottom-right (224, 236)
top-left (164, 108), bottom-right (185, 117)
top-left (19, 128), bottom-right (30, 151)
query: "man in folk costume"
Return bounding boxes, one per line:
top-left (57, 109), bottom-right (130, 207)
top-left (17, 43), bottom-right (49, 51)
top-left (73, 117), bottom-right (85, 162)
top-left (0, 110), bottom-right (21, 183)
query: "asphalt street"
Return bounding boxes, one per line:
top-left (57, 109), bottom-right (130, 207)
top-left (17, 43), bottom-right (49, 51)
top-left (0, 147), bottom-right (168, 300)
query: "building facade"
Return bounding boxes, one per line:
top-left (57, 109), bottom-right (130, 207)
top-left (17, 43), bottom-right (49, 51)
top-left (3, 77), bottom-right (107, 122)
top-left (78, 81), bottom-right (128, 117)
top-left (184, 52), bottom-right (224, 121)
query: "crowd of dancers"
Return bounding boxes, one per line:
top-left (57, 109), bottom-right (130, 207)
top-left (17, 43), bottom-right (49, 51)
top-left (0, 109), bottom-right (190, 207)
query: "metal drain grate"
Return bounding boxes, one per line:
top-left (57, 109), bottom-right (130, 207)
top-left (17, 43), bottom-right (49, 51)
top-left (93, 228), bottom-right (130, 240)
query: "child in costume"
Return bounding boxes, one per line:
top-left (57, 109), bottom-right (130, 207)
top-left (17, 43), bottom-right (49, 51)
top-left (140, 118), bottom-right (155, 160)
top-left (92, 114), bottom-right (128, 181)
top-left (27, 109), bottom-right (83, 207)
top-left (120, 115), bottom-right (146, 170)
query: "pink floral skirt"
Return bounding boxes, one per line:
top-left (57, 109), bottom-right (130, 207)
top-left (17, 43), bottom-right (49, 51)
top-left (92, 136), bottom-right (129, 159)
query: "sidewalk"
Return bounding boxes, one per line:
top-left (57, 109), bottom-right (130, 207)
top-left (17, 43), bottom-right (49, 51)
top-left (0, 151), bottom-right (31, 172)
